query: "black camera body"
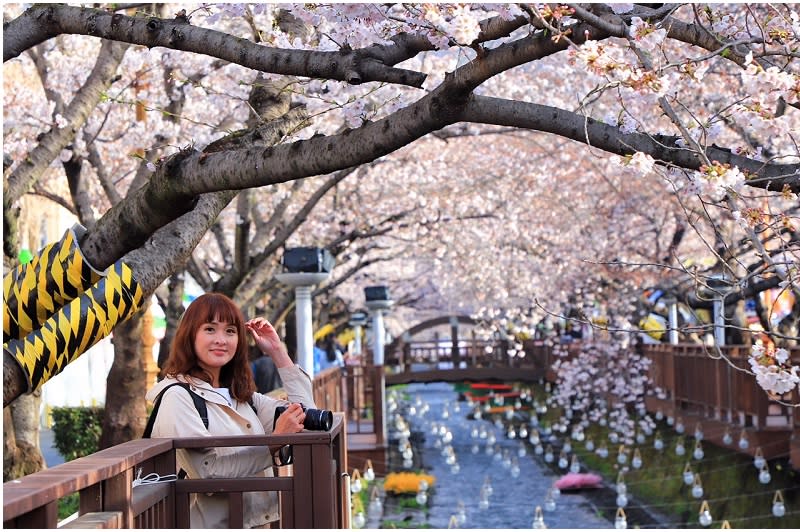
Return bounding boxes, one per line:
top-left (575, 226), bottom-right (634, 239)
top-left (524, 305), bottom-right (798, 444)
top-left (274, 404), bottom-right (333, 431)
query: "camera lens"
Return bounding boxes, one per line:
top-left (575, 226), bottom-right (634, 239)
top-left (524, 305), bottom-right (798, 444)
top-left (303, 408), bottom-right (333, 431)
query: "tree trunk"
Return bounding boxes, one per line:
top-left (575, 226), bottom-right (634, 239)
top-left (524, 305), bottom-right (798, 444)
top-left (3, 391), bottom-right (45, 480)
top-left (99, 304), bottom-right (148, 449)
top-left (157, 273), bottom-right (185, 373)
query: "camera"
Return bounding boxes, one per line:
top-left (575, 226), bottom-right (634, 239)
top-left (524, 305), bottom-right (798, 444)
top-left (274, 404), bottom-right (333, 431)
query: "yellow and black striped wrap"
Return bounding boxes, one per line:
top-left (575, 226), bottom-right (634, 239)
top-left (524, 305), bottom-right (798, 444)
top-left (4, 261), bottom-right (143, 393)
top-left (3, 225), bottom-right (104, 342)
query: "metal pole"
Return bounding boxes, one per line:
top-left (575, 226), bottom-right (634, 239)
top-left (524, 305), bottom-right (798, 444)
top-left (295, 285), bottom-right (315, 377)
top-left (713, 297), bottom-right (725, 346)
top-left (353, 324), bottom-right (363, 355)
top-left (371, 310), bottom-right (385, 366)
top-left (668, 301), bottom-right (679, 345)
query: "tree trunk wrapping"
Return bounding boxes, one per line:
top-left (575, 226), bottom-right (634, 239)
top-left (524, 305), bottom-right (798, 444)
top-left (3, 224), bottom-right (104, 340)
top-left (3, 261), bottom-right (143, 392)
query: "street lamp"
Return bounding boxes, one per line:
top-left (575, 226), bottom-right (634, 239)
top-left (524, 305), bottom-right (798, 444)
top-left (364, 286), bottom-right (393, 366)
top-left (275, 247), bottom-right (334, 377)
top-left (364, 286), bottom-right (392, 445)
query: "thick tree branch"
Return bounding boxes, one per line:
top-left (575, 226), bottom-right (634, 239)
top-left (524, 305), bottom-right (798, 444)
top-left (3, 5), bottom-right (426, 88)
top-left (460, 95), bottom-right (800, 192)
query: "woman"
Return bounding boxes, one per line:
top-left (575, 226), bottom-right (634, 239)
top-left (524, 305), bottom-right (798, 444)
top-left (145, 292), bottom-right (316, 528)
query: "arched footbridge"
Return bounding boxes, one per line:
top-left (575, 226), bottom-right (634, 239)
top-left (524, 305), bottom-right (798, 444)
top-left (383, 315), bottom-right (548, 385)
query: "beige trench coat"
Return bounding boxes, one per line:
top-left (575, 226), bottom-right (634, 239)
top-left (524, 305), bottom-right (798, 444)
top-left (144, 365), bottom-right (315, 528)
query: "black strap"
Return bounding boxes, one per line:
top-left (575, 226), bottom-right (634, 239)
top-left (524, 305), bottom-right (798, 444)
top-left (143, 383), bottom-right (208, 437)
top-left (143, 382), bottom-right (258, 438)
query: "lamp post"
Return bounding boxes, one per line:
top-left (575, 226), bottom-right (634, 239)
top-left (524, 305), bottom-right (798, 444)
top-left (663, 296), bottom-right (679, 345)
top-left (348, 311), bottom-right (368, 357)
top-left (364, 286), bottom-right (393, 444)
top-left (275, 247), bottom-right (334, 377)
top-left (706, 276), bottom-right (733, 346)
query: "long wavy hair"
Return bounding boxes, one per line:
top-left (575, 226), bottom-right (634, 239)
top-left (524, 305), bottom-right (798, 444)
top-left (161, 292), bottom-right (255, 402)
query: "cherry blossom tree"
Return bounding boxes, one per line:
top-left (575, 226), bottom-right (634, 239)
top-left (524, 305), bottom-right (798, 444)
top-left (3, 3), bottom-right (799, 476)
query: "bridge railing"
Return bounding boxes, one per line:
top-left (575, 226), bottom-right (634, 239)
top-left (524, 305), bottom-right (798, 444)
top-left (3, 414), bottom-right (349, 529)
top-left (342, 362), bottom-right (385, 443)
top-left (643, 344), bottom-right (799, 430)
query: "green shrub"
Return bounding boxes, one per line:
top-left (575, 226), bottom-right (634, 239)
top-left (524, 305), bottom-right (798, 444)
top-left (51, 406), bottom-right (103, 461)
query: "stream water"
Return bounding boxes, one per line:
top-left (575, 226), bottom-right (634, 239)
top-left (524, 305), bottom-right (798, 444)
top-left (387, 382), bottom-right (615, 529)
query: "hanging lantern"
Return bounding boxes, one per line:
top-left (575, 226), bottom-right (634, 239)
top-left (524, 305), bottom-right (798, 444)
top-left (364, 460), bottom-right (375, 481)
top-left (698, 500), bottom-right (713, 527)
top-left (773, 490), bottom-right (786, 517)
top-left (570, 454), bottom-right (581, 474)
top-left (532, 505), bottom-right (547, 529)
top-left (720, 520), bottom-right (731, 529)
top-left (694, 422), bottom-right (704, 441)
top-left (616, 493), bottom-right (628, 508)
top-left (722, 428), bottom-right (733, 445)
top-left (753, 447), bottom-right (766, 469)
top-left (544, 489), bottom-right (556, 512)
top-left (675, 417), bottom-right (685, 434)
top-left (654, 432), bottom-right (664, 451)
top-left (478, 488), bottom-right (490, 511)
top-left (616, 472), bottom-right (627, 495)
top-left (691, 474), bottom-right (704, 499)
top-left (519, 441), bottom-right (528, 458)
top-left (609, 431), bottom-right (620, 444)
top-left (693, 441), bottom-right (704, 460)
top-left (350, 469), bottom-right (363, 493)
top-left (597, 442), bottom-right (609, 458)
top-left (586, 438), bottom-right (595, 451)
top-left (456, 500), bottom-right (467, 525)
top-left (416, 490), bottom-right (428, 505)
top-left (683, 463), bottom-right (695, 485)
top-left (563, 439), bottom-right (573, 454)
top-left (738, 429), bottom-right (750, 449)
top-left (558, 449), bottom-right (569, 469)
top-left (636, 431), bottom-right (646, 444)
top-left (759, 464), bottom-right (772, 484)
top-left (448, 515), bottom-right (459, 529)
top-left (352, 511), bottom-right (366, 529)
top-left (368, 486), bottom-right (383, 516)
top-left (520, 425), bottom-right (529, 439)
top-left (544, 445), bottom-right (555, 463)
top-left (632, 448), bottom-right (643, 469)
top-left (483, 476), bottom-right (494, 496)
top-left (617, 445), bottom-right (628, 465)
top-left (615, 507), bottom-right (628, 529)
top-left (675, 437), bottom-right (686, 456)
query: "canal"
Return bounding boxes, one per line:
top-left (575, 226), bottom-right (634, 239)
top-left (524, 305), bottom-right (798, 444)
top-left (388, 382), bottom-right (615, 529)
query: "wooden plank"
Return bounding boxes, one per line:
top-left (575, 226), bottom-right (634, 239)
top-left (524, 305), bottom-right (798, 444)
top-left (60, 511), bottom-right (122, 529)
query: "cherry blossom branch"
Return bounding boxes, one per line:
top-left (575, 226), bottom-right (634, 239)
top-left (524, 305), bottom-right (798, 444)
top-left (3, 4), bottom-right (427, 88)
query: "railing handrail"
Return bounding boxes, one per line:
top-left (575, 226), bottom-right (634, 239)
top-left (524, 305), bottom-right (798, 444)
top-left (3, 438), bottom-right (174, 520)
top-left (3, 414), bottom-right (347, 528)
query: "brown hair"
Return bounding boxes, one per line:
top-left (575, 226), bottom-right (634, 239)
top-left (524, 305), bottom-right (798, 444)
top-left (161, 292), bottom-right (255, 402)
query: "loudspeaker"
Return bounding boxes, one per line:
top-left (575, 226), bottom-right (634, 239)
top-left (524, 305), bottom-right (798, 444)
top-left (364, 286), bottom-right (390, 301)
top-left (281, 247), bottom-right (335, 273)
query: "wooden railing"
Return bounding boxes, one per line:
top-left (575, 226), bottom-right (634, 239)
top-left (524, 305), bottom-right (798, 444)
top-left (342, 363), bottom-right (385, 443)
top-left (643, 344), bottom-right (799, 430)
top-left (3, 414), bottom-right (349, 529)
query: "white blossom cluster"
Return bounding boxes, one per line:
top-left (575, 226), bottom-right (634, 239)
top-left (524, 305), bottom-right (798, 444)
top-left (748, 345), bottom-right (799, 396)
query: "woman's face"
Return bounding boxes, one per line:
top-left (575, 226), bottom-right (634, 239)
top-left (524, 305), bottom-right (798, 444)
top-left (194, 318), bottom-right (239, 375)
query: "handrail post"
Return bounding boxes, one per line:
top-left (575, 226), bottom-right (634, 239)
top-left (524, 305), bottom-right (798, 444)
top-left (373, 365), bottom-right (385, 445)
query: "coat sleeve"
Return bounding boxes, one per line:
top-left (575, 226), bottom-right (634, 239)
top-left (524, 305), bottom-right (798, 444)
top-left (253, 365), bottom-right (317, 433)
top-left (151, 386), bottom-right (272, 478)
